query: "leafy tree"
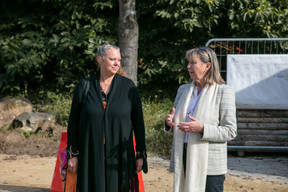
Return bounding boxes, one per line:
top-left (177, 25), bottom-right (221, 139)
top-left (0, 0), bottom-right (118, 96)
top-left (0, 0), bottom-right (287, 96)
top-left (136, 0), bottom-right (288, 86)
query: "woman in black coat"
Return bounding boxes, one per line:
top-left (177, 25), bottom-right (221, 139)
top-left (67, 44), bottom-right (147, 192)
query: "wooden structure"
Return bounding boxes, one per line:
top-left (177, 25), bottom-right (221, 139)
top-left (229, 109), bottom-right (288, 154)
top-left (205, 38), bottom-right (288, 154)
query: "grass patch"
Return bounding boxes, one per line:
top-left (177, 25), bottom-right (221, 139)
top-left (31, 91), bottom-right (175, 158)
top-left (32, 91), bottom-right (72, 126)
top-left (0, 124), bottom-right (10, 131)
top-left (142, 97), bottom-right (174, 158)
top-left (20, 130), bottom-right (33, 138)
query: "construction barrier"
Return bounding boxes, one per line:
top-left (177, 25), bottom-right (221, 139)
top-left (50, 131), bottom-right (67, 192)
top-left (133, 138), bottom-right (145, 192)
top-left (51, 131), bottom-right (145, 192)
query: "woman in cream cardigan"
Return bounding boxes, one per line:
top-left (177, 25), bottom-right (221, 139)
top-left (165, 47), bottom-right (237, 192)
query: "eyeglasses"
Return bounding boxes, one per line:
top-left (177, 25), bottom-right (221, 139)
top-left (199, 46), bottom-right (212, 63)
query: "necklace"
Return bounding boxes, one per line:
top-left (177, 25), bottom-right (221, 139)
top-left (100, 77), bottom-right (112, 86)
top-left (101, 81), bottom-right (110, 87)
top-left (100, 78), bottom-right (112, 95)
top-left (100, 72), bottom-right (114, 94)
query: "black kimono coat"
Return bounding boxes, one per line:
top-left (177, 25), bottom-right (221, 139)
top-left (67, 73), bottom-right (146, 192)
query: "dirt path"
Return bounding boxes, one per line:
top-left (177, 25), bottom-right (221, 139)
top-left (0, 154), bottom-right (287, 192)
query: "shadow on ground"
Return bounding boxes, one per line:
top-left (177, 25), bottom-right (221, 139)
top-left (0, 185), bottom-right (49, 192)
top-left (228, 153), bottom-right (288, 178)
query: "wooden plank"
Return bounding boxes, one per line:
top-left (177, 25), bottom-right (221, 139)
top-left (228, 109), bottom-right (288, 151)
top-left (234, 134), bottom-right (288, 141)
top-left (228, 140), bottom-right (288, 146)
top-left (237, 109), bottom-right (288, 118)
top-left (237, 122), bottom-right (288, 129)
top-left (227, 146), bottom-right (288, 153)
top-left (237, 130), bottom-right (288, 135)
top-left (237, 117), bottom-right (288, 123)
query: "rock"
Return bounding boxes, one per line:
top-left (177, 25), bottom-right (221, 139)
top-left (11, 111), bottom-right (56, 132)
top-left (0, 97), bottom-right (33, 128)
top-left (20, 126), bottom-right (33, 132)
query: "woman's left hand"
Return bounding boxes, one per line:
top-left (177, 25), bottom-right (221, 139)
top-left (177, 114), bottom-right (204, 133)
top-left (136, 158), bottom-right (143, 173)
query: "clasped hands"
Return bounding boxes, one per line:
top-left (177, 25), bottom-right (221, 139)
top-left (166, 107), bottom-right (204, 133)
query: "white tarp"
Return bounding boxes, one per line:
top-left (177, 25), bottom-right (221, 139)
top-left (226, 54), bottom-right (288, 109)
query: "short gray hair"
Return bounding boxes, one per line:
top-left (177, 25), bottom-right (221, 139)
top-left (97, 44), bottom-right (120, 59)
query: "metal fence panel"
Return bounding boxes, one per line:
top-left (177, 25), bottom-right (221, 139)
top-left (205, 38), bottom-right (288, 81)
top-left (205, 38), bottom-right (288, 153)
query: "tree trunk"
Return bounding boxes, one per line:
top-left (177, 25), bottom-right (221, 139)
top-left (118, 0), bottom-right (138, 85)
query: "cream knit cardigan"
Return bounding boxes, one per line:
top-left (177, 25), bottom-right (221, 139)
top-left (173, 82), bottom-right (219, 192)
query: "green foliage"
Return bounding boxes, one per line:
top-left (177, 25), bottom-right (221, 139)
top-left (20, 130), bottom-right (33, 138)
top-left (137, 0), bottom-right (206, 86)
top-left (136, 0), bottom-right (288, 86)
top-left (230, 0), bottom-right (288, 37)
top-left (0, 0), bottom-right (118, 96)
top-left (32, 91), bottom-right (72, 126)
top-left (143, 97), bottom-right (174, 157)
top-left (1, 0), bottom-right (287, 96)
top-left (0, 124), bottom-right (10, 131)
top-left (138, 85), bottom-right (176, 157)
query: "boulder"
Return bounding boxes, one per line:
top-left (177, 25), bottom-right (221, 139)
top-left (11, 111), bottom-right (56, 132)
top-left (0, 97), bottom-right (33, 128)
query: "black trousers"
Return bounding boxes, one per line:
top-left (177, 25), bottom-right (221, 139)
top-left (206, 175), bottom-right (225, 192)
top-left (183, 143), bottom-right (225, 192)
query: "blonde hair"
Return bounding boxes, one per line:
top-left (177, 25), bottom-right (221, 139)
top-left (185, 47), bottom-right (225, 85)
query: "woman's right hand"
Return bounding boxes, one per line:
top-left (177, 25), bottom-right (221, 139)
top-left (68, 156), bottom-right (78, 173)
top-left (166, 107), bottom-right (175, 127)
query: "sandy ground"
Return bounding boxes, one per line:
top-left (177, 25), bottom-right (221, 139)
top-left (0, 154), bottom-right (287, 192)
top-left (1, 120), bottom-right (287, 192)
